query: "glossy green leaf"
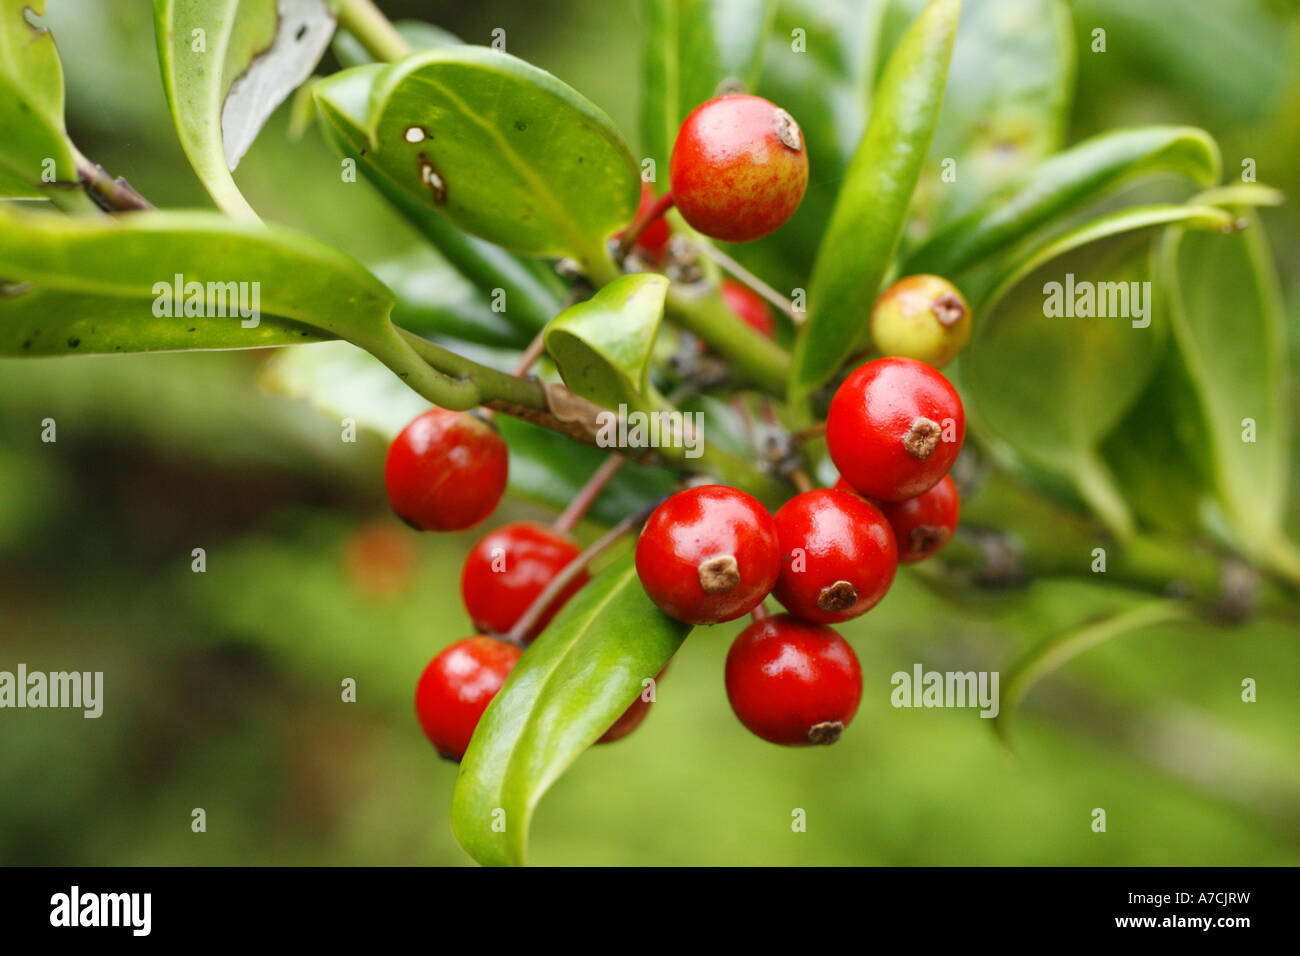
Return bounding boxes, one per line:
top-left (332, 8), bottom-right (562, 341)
top-left (904, 126), bottom-right (1221, 278)
top-left (0, 204), bottom-right (392, 355)
top-left (153, 0), bottom-right (337, 219)
top-left (639, 0), bottom-right (775, 172)
top-left (544, 274), bottom-right (668, 411)
top-left (1157, 214), bottom-right (1293, 571)
top-left (362, 47), bottom-right (640, 268)
top-left (790, 0), bottom-right (960, 400)
top-left (371, 248), bottom-right (533, 349)
top-left (313, 65), bottom-right (565, 335)
top-left (963, 204), bottom-right (1235, 537)
top-left (993, 600), bottom-right (1189, 744)
top-left (910, 0), bottom-right (1075, 233)
top-left (451, 553), bottom-right (692, 867)
top-left (0, 1), bottom-right (82, 206)
top-left (740, 0), bottom-right (886, 289)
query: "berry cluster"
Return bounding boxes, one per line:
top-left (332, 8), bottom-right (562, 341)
top-left (382, 93), bottom-right (969, 761)
top-left (636, 355), bottom-right (964, 746)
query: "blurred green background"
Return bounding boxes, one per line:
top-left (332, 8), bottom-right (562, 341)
top-left (1, 0), bottom-right (1298, 866)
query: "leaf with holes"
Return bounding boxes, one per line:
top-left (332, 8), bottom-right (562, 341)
top-left (153, 0), bottom-right (337, 218)
top-left (362, 46), bottom-right (640, 269)
top-left (313, 63), bottom-right (565, 337)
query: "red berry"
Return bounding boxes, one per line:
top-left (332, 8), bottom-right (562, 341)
top-left (619, 182), bottom-right (672, 262)
top-left (878, 475), bottom-right (960, 564)
top-left (725, 614), bottom-right (861, 746)
top-left (669, 94), bottom-right (809, 243)
top-left (635, 485), bottom-right (780, 625)
top-left (460, 521), bottom-right (588, 641)
top-left (771, 489), bottom-right (897, 623)
top-left (414, 636), bottom-right (521, 761)
top-left (598, 665), bottom-right (668, 744)
top-left (827, 357), bottom-right (965, 503)
top-left (720, 279), bottom-right (775, 338)
top-left (385, 408), bottom-right (508, 531)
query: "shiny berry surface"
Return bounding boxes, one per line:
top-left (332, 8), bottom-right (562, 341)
top-left (878, 475), bottom-right (961, 564)
top-left (669, 94), bottom-right (809, 243)
top-left (720, 279), bottom-right (776, 338)
top-left (460, 521), bottom-right (588, 641)
top-left (385, 408), bottom-right (508, 532)
top-left (827, 357), bottom-right (965, 503)
top-left (725, 614), bottom-right (862, 747)
top-left (771, 489), bottom-right (897, 624)
top-left (635, 485), bottom-right (780, 625)
top-left (414, 636), bottom-right (521, 761)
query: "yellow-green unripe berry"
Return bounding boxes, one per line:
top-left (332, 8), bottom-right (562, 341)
top-left (869, 274), bottom-right (971, 368)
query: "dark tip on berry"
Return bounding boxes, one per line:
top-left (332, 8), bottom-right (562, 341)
top-left (931, 292), bottom-right (967, 328)
top-left (904, 417), bottom-right (941, 460)
top-left (816, 579), bottom-right (858, 612)
top-left (910, 525), bottom-right (950, 555)
top-left (698, 553), bottom-right (741, 593)
top-left (807, 721), bottom-right (844, 745)
top-left (394, 511), bottom-right (424, 532)
top-left (774, 108), bottom-right (803, 152)
top-left (715, 76), bottom-right (746, 96)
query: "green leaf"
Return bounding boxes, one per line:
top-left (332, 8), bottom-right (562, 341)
top-left (993, 600), bottom-right (1189, 744)
top-left (313, 64), bottom-right (565, 335)
top-left (1157, 213), bottom-right (1293, 570)
top-left (543, 274), bottom-right (668, 411)
top-left (0, 1), bottom-right (82, 207)
top-left (152, 0), bottom-right (337, 219)
top-left (740, 0), bottom-right (886, 289)
top-left (790, 0), bottom-right (960, 400)
top-left (639, 0), bottom-right (775, 172)
top-left (911, 0), bottom-right (1075, 233)
top-left (371, 248), bottom-right (533, 350)
top-left (451, 553), bottom-right (692, 867)
top-left (904, 126), bottom-right (1222, 278)
top-left (0, 204), bottom-right (395, 356)
top-left (361, 46), bottom-right (640, 268)
top-left (963, 204), bottom-right (1236, 537)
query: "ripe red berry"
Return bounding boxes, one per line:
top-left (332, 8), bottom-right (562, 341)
top-left (870, 274), bottom-right (971, 368)
top-left (635, 485), bottom-right (780, 625)
top-left (414, 635), bottom-right (521, 761)
top-left (878, 475), bottom-right (960, 564)
top-left (619, 182), bottom-right (672, 262)
top-left (771, 489), bottom-right (897, 623)
top-left (385, 408), bottom-right (508, 531)
top-left (720, 279), bottom-right (776, 338)
top-left (460, 521), bottom-right (588, 641)
top-left (725, 613), bottom-right (861, 746)
top-left (827, 357), bottom-right (965, 503)
top-left (669, 94), bottom-right (809, 243)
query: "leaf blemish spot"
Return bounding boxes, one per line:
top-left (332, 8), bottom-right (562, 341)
top-left (404, 126), bottom-right (427, 144)
top-left (418, 155), bottom-right (447, 202)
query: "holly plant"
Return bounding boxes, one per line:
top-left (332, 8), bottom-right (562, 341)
top-left (3, 0), bottom-right (1297, 867)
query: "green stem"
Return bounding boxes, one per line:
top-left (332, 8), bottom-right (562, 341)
top-left (664, 284), bottom-right (791, 394)
top-left (333, 0), bottom-right (412, 63)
